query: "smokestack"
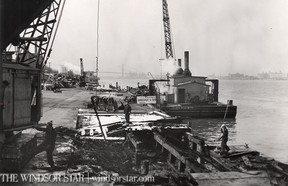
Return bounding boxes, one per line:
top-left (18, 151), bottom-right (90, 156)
top-left (174, 59), bottom-right (184, 75)
top-left (178, 59), bottom-right (182, 67)
top-left (183, 51), bottom-right (191, 76)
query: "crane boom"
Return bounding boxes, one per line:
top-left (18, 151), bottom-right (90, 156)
top-left (162, 0), bottom-right (174, 59)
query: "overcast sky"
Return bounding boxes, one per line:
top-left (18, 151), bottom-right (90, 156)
top-left (49, 0), bottom-right (288, 76)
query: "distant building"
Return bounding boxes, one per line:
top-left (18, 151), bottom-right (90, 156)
top-left (209, 73), bottom-right (258, 80)
top-left (86, 71), bottom-right (100, 82)
top-left (258, 72), bottom-right (288, 80)
top-left (257, 72), bottom-right (270, 79)
top-left (59, 65), bottom-right (68, 73)
top-left (269, 72), bottom-right (287, 79)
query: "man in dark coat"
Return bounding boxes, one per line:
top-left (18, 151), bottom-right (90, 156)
top-left (34, 121), bottom-right (57, 170)
top-left (218, 124), bottom-right (230, 155)
top-left (124, 102), bottom-right (132, 123)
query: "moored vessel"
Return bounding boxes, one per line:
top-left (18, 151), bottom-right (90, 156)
top-left (157, 51), bottom-right (237, 118)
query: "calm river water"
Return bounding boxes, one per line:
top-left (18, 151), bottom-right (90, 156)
top-left (100, 78), bottom-right (288, 163)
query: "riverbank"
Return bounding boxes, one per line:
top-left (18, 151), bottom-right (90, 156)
top-left (99, 78), bottom-right (288, 164)
top-left (1, 85), bottom-right (286, 186)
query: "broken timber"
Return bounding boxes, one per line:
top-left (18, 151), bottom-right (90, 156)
top-left (154, 132), bottom-right (207, 173)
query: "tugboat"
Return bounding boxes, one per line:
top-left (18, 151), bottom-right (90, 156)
top-left (155, 51), bottom-right (237, 118)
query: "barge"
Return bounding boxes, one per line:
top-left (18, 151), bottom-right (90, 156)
top-left (161, 101), bottom-right (237, 118)
top-left (155, 51), bottom-right (237, 118)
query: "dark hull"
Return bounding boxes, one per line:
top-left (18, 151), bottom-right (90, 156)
top-left (161, 103), bottom-right (237, 118)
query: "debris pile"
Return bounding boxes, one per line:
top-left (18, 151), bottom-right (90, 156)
top-left (68, 139), bottom-right (137, 175)
top-left (42, 74), bottom-right (77, 91)
top-left (23, 121), bottom-right (288, 186)
top-left (55, 126), bottom-right (138, 175)
top-left (29, 126), bottom-right (138, 176)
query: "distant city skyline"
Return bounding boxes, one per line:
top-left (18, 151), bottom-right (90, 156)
top-left (48, 0), bottom-right (288, 77)
top-left (53, 62), bottom-right (288, 77)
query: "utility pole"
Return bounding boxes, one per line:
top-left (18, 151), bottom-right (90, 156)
top-left (122, 64), bottom-right (124, 78)
top-left (96, 57), bottom-right (98, 80)
top-left (0, 51), bottom-right (3, 132)
top-left (0, 3), bottom-right (3, 131)
top-left (96, 0), bottom-right (100, 83)
top-left (159, 58), bottom-right (165, 78)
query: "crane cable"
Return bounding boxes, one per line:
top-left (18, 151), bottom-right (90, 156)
top-left (96, 0), bottom-right (100, 58)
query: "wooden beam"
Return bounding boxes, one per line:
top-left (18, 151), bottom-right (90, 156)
top-left (154, 132), bottom-right (207, 173)
top-left (225, 151), bottom-right (259, 158)
top-left (209, 150), bottom-right (240, 171)
top-left (127, 133), bottom-right (142, 150)
top-left (186, 132), bottom-right (205, 144)
top-left (154, 132), bottom-right (187, 163)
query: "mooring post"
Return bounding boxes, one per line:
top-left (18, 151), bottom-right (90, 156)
top-left (135, 151), bottom-right (141, 166)
top-left (155, 141), bottom-right (161, 150)
top-left (168, 153), bottom-right (176, 164)
top-left (141, 160), bottom-right (149, 175)
top-left (192, 142), bottom-right (197, 151)
top-left (178, 161), bottom-right (186, 172)
top-left (162, 147), bottom-right (169, 157)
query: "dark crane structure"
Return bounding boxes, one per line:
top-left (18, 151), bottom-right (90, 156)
top-left (148, 0), bottom-right (175, 97)
top-left (0, 0), bottom-right (66, 131)
top-left (0, 0), bottom-right (66, 172)
top-left (162, 0), bottom-right (174, 59)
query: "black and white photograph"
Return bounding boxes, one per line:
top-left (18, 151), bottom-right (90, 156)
top-left (1, 0), bottom-right (288, 185)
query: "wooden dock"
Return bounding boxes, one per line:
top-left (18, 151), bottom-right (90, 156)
top-left (191, 171), bottom-right (271, 186)
top-left (125, 126), bottom-right (288, 186)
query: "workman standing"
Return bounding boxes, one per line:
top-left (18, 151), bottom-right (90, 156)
top-left (34, 120), bottom-right (57, 170)
top-left (218, 124), bottom-right (230, 155)
top-left (124, 102), bottom-right (132, 123)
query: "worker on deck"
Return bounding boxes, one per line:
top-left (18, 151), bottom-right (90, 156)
top-left (34, 120), bottom-right (57, 170)
top-left (218, 124), bottom-right (230, 155)
top-left (124, 102), bottom-right (131, 123)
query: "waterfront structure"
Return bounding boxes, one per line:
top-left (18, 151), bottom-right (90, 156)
top-left (160, 51), bottom-right (237, 118)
